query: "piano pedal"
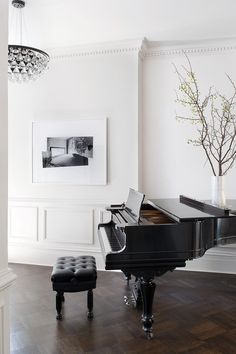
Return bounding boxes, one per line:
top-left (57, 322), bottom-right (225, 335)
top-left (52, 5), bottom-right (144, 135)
top-left (124, 294), bottom-right (138, 307)
top-left (131, 294), bottom-right (136, 305)
top-left (124, 295), bottom-right (130, 306)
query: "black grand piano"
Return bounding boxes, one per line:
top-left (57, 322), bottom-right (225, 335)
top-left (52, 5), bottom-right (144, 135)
top-left (98, 189), bottom-right (236, 339)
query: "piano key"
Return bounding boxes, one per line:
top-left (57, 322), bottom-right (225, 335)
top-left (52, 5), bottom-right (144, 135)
top-left (98, 224), bottom-right (112, 256)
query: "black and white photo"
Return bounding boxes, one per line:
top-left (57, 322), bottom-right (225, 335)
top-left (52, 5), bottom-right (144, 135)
top-left (32, 119), bottom-right (107, 184)
top-left (42, 136), bottom-right (93, 168)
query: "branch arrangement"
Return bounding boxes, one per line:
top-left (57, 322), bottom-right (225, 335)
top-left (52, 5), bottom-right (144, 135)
top-left (174, 56), bottom-right (236, 176)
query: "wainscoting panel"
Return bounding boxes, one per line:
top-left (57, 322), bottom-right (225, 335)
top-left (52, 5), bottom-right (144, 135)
top-left (8, 199), bottom-right (106, 268)
top-left (43, 207), bottom-right (94, 244)
top-left (9, 206), bottom-right (38, 241)
top-left (8, 199), bottom-right (236, 273)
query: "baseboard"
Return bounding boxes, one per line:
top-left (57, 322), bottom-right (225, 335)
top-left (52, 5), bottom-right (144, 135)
top-left (181, 247), bottom-right (236, 274)
top-left (8, 243), bottom-right (105, 270)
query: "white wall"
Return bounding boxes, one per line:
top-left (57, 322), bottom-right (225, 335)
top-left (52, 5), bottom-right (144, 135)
top-left (143, 39), bottom-right (236, 273)
top-left (143, 41), bottom-right (236, 200)
top-left (0, 1), bottom-right (16, 353)
top-left (8, 40), bottom-right (143, 269)
top-left (8, 38), bottom-right (236, 274)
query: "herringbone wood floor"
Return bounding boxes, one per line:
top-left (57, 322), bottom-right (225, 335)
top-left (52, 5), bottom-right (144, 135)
top-left (10, 263), bottom-right (236, 354)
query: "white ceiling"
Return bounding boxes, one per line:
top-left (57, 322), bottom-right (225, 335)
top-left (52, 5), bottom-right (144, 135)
top-left (8, 0), bottom-right (236, 48)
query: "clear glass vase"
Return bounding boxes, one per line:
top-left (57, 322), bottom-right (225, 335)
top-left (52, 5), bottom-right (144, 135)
top-left (211, 176), bottom-right (226, 207)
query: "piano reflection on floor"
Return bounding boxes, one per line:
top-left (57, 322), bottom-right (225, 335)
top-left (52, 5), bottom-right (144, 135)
top-left (98, 189), bottom-right (236, 339)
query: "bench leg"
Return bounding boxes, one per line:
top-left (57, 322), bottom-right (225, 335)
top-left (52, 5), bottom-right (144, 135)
top-left (87, 289), bottom-right (93, 319)
top-left (56, 291), bottom-right (63, 320)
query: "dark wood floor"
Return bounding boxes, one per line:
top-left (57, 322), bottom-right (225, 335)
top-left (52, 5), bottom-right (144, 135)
top-left (9, 263), bottom-right (236, 354)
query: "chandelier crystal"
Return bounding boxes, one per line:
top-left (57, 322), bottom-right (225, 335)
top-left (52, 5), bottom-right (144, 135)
top-left (8, 0), bottom-right (50, 83)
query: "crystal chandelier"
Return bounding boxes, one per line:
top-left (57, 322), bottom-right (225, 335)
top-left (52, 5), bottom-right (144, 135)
top-left (8, 0), bottom-right (50, 83)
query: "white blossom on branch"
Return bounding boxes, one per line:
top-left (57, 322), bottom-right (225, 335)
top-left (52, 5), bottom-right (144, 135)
top-left (174, 55), bottom-right (236, 176)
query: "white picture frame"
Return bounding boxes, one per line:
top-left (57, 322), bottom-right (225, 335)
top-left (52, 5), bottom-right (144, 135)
top-left (32, 119), bottom-right (107, 184)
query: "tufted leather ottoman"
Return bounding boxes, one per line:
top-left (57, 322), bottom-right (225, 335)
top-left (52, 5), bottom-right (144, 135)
top-left (51, 256), bottom-right (97, 320)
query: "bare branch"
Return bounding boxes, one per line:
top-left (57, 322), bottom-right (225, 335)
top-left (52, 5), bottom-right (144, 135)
top-left (174, 55), bottom-right (236, 176)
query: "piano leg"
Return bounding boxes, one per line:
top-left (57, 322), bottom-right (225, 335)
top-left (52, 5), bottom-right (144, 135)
top-left (140, 277), bottom-right (156, 339)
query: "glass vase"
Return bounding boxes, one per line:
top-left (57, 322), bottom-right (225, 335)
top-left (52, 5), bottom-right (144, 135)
top-left (211, 176), bottom-right (226, 207)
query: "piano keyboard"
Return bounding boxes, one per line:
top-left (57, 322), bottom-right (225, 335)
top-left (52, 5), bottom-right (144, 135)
top-left (98, 223), bottom-right (126, 258)
top-left (98, 225), bottom-right (112, 255)
top-left (105, 225), bottom-right (125, 251)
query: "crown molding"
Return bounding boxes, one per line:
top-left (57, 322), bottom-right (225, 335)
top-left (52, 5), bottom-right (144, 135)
top-left (47, 37), bottom-right (236, 60)
top-left (144, 38), bottom-right (236, 58)
top-left (48, 38), bottom-right (146, 60)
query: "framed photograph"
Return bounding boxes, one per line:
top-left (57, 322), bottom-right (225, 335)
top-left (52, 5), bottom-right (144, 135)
top-left (32, 119), bottom-right (107, 184)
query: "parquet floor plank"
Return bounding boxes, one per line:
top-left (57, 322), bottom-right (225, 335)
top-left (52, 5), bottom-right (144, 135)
top-left (9, 264), bottom-right (236, 354)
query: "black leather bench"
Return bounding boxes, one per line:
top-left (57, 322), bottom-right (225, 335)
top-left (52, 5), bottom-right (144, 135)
top-left (51, 256), bottom-right (97, 320)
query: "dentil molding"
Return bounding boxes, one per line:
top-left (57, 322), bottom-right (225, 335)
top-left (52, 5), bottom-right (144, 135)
top-left (144, 38), bottom-right (236, 58)
top-left (49, 38), bottom-right (147, 60)
top-left (48, 37), bottom-right (236, 60)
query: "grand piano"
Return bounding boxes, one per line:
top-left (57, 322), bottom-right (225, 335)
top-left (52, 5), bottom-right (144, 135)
top-left (98, 189), bottom-right (236, 339)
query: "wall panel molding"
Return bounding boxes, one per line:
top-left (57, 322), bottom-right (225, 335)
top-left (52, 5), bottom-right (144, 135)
top-left (9, 206), bottom-right (38, 241)
top-left (43, 207), bottom-right (94, 245)
top-left (8, 199), bottom-right (105, 268)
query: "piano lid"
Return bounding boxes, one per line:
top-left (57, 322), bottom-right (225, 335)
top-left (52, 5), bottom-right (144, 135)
top-left (148, 196), bottom-right (236, 222)
top-left (125, 188), bottom-right (145, 222)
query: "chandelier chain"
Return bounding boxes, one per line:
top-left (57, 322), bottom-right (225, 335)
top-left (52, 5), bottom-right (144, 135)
top-left (20, 7), bottom-right (22, 45)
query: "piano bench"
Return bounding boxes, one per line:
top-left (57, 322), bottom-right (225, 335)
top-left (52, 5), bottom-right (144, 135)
top-left (51, 256), bottom-right (97, 320)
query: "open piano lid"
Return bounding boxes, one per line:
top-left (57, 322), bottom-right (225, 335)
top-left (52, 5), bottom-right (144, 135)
top-left (125, 188), bottom-right (145, 222)
top-left (148, 195), bottom-right (234, 222)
